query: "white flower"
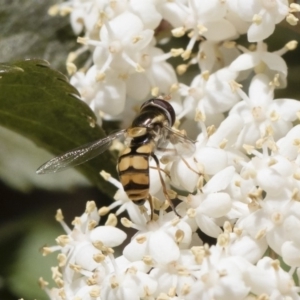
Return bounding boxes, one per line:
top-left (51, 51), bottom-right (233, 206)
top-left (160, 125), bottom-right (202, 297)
top-left (229, 41), bottom-right (289, 86)
top-left (179, 68), bottom-right (239, 121)
top-left (149, 250), bottom-right (198, 298)
top-left (277, 125), bottom-right (300, 161)
top-left (229, 73), bottom-right (300, 147)
top-left (123, 213), bottom-right (192, 264)
top-left (101, 265), bottom-right (157, 300)
top-left (180, 167), bottom-right (236, 238)
top-left (234, 0), bottom-right (289, 42)
top-left (281, 215), bottom-right (300, 268)
top-left (169, 131), bottom-right (229, 193)
top-left (71, 66), bottom-right (127, 116)
top-left (187, 245), bottom-right (251, 300)
top-left (160, 0), bottom-right (237, 52)
top-left (237, 191), bottom-right (300, 255)
top-left (245, 257), bottom-right (300, 298)
top-left (126, 45), bottom-right (179, 101)
top-left (197, 40), bottom-right (241, 73)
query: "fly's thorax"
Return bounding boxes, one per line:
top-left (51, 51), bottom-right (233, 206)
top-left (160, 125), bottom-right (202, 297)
top-left (131, 107), bottom-right (171, 129)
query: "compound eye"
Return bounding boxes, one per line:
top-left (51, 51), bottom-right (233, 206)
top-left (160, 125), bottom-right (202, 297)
top-left (134, 199), bottom-right (146, 206)
top-left (140, 99), bottom-right (153, 110)
top-left (140, 98), bottom-right (176, 126)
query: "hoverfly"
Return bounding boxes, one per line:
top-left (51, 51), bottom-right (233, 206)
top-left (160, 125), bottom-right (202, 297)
top-left (37, 98), bottom-right (196, 218)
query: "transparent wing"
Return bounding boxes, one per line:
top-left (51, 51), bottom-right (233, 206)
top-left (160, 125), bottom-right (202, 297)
top-left (158, 126), bottom-right (196, 157)
top-left (36, 130), bottom-right (126, 174)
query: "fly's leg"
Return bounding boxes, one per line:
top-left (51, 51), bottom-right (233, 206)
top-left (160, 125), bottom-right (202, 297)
top-left (180, 156), bottom-right (202, 176)
top-left (157, 147), bottom-right (201, 176)
top-left (151, 153), bottom-right (180, 217)
top-left (149, 166), bottom-right (171, 180)
top-left (147, 194), bottom-right (154, 220)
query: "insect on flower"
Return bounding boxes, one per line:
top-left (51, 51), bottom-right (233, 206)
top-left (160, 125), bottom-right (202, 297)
top-left (36, 98), bottom-right (196, 218)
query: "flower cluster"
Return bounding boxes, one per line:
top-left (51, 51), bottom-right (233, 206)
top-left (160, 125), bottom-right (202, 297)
top-left (42, 0), bottom-right (300, 299)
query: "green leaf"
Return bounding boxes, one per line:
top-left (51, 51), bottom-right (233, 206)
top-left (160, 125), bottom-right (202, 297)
top-left (0, 59), bottom-right (117, 196)
top-left (1, 215), bottom-right (62, 300)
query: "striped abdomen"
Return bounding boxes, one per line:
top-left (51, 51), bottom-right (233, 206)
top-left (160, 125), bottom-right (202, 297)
top-left (118, 143), bottom-right (153, 203)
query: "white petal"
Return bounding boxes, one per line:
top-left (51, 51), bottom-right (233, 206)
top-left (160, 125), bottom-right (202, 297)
top-left (277, 125), bottom-right (300, 159)
top-left (248, 74), bottom-right (272, 104)
top-left (130, 0), bottom-right (162, 29)
top-left (149, 231), bottom-right (180, 264)
top-left (208, 114), bottom-right (244, 147)
top-left (284, 215), bottom-right (300, 246)
top-left (282, 241), bottom-right (300, 267)
top-left (203, 19), bottom-right (237, 41)
top-left (261, 52), bottom-right (287, 76)
top-left (100, 11), bottom-right (143, 41)
top-left (170, 157), bottom-right (199, 193)
top-left (256, 167), bottom-right (285, 195)
top-left (272, 99), bottom-right (300, 121)
top-left (195, 147), bottom-right (228, 175)
top-left (75, 244), bottom-right (100, 271)
top-left (229, 234), bottom-right (268, 264)
top-left (200, 192), bottom-right (232, 218)
top-left (196, 214), bottom-right (222, 238)
top-left (229, 53), bottom-right (260, 72)
top-left (90, 226), bottom-right (127, 247)
top-left (203, 166), bottom-right (235, 193)
top-left (126, 73), bottom-right (150, 100)
top-left (123, 235), bottom-right (147, 262)
top-left (248, 11), bottom-right (275, 42)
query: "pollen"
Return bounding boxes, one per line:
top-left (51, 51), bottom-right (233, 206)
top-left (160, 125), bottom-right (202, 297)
top-left (157, 293), bottom-right (170, 300)
top-left (121, 217), bottom-right (132, 228)
top-left (187, 208), bottom-right (196, 218)
top-left (168, 287), bottom-right (176, 297)
top-left (57, 253), bottom-right (67, 267)
top-left (290, 3), bottom-right (300, 12)
top-left (93, 253), bottom-right (105, 263)
top-left (110, 275), bottom-right (119, 289)
top-left (252, 14), bottom-right (262, 25)
top-left (143, 255), bottom-right (154, 265)
top-left (181, 49), bottom-right (192, 60)
top-left (271, 212), bottom-right (283, 225)
top-left (151, 86), bottom-right (159, 97)
top-left (38, 277), bottom-right (49, 289)
top-left (218, 233), bottom-right (230, 247)
top-left (197, 24), bottom-right (208, 34)
top-left (88, 220), bottom-right (98, 230)
top-left (175, 229), bottom-right (184, 243)
top-left (255, 229), bottom-right (266, 240)
top-left (170, 48), bottom-right (184, 57)
top-left (55, 209), bottom-right (64, 222)
top-left (85, 201), bottom-right (96, 214)
top-left (171, 26), bottom-right (186, 37)
top-left (286, 14), bottom-right (299, 26)
top-left (89, 286), bottom-right (101, 298)
top-left (56, 235), bottom-right (70, 247)
top-left (42, 247), bottom-right (53, 256)
top-left (70, 263), bottom-right (82, 272)
top-left (71, 217), bottom-right (81, 226)
top-left (77, 36), bottom-right (89, 45)
top-left (285, 40), bottom-right (298, 50)
top-left (136, 235), bottom-right (147, 244)
top-left (105, 213), bottom-right (118, 226)
top-left (176, 64), bottom-right (188, 75)
top-left (181, 283), bottom-right (191, 295)
top-left (271, 259), bottom-right (280, 271)
top-left (201, 70), bottom-right (210, 81)
top-left (66, 62), bottom-right (77, 75)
